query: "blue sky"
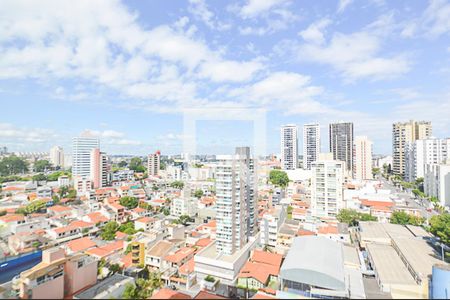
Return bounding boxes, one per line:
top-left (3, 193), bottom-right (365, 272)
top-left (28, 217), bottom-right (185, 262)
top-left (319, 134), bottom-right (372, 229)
top-left (1, 0), bottom-right (450, 156)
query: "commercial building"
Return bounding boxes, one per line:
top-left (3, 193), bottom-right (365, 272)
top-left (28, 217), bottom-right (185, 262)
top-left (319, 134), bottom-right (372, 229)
top-left (280, 124), bottom-right (298, 170)
top-left (14, 247), bottom-right (97, 299)
top-left (303, 123), bottom-right (320, 170)
top-left (90, 148), bottom-right (108, 189)
top-left (424, 159), bottom-right (450, 207)
top-left (148, 150), bottom-right (161, 176)
top-left (72, 135), bottom-right (100, 179)
top-left (353, 136), bottom-right (373, 180)
top-left (358, 221), bottom-right (447, 298)
top-left (311, 153), bottom-right (345, 219)
top-left (405, 138), bottom-right (450, 182)
top-left (279, 236), bottom-right (364, 299)
top-left (329, 122), bottom-right (354, 172)
top-left (50, 146), bottom-right (64, 168)
top-left (215, 147), bottom-right (256, 255)
top-left (392, 120), bottom-right (432, 178)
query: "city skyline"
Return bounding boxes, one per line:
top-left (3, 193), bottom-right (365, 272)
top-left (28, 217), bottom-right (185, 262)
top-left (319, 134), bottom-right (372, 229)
top-left (1, 0), bottom-right (450, 155)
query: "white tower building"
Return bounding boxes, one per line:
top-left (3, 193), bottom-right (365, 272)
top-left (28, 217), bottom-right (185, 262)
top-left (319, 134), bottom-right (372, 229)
top-left (303, 124), bottom-right (320, 170)
top-left (353, 136), bottom-right (373, 180)
top-left (72, 135), bottom-right (100, 179)
top-left (50, 146), bottom-right (64, 168)
top-left (311, 153), bottom-right (345, 219)
top-left (215, 147), bottom-right (256, 255)
top-left (281, 124), bottom-right (298, 170)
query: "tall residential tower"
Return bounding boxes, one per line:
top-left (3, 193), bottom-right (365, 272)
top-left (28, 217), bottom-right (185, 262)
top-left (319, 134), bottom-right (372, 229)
top-left (50, 146), bottom-right (64, 169)
top-left (215, 147), bottom-right (256, 255)
top-left (353, 136), bottom-right (373, 180)
top-left (280, 124), bottom-right (298, 170)
top-left (303, 124), bottom-right (320, 170)
top-left (329, 122), bottom-right (354, 172)
top-left (392, 120), bottom-right (432, 178)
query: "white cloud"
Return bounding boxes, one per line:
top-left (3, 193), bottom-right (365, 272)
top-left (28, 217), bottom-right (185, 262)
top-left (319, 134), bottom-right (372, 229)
top-left (423, 0), bottom-right (450, 37)
top-left (298, 18), bottom-right (331, 45)
top-left (82, 129), bottom-right (142, 146)
top-left (0, 123), bottom-right (58, 143)
top-left (0, 0), bottom-right (265, 114)
top-left (239, 0), bottom-right (289, 18)
top-left (297, 26), bottom-right (411, 81)
top-left (188, 0), bottom-right (231, 31)
top-left (337, 0), bottom-right (353, 13)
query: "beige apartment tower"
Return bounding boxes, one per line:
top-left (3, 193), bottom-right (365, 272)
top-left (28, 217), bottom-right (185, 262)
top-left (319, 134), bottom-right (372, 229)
top-left (392, 120), bottom-right (432, 177)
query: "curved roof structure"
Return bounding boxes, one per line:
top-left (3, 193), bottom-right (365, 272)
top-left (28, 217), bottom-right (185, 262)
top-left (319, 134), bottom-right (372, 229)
top-left (280, 236), bottom-right (345, 291)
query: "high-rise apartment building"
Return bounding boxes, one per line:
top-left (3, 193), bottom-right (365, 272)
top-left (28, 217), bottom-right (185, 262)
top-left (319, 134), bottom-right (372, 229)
top-left (215, 147), bottom-right (256, 255)
top-left (280, 124), bottom-right (298, 170)
top-left (405, 138), bottom-right (450, 182)
top-left (311, 153), bottom-right (345, 219)
top-left (353, 136), bottom-right (373, 180)
top-left (72, 135), bottom-right (100, 179)
top-left (147, 150), bottom-right (161, 176)
top-left (392, 120), bottom-right (432, 177)
top-left (329, 122), bottom-right (354, 172)
top-left (90, 148), bottom-right (108, 189)
top-left (50, 146), bottom-right (64, 168)
top-left (303, 124), bottom-right (320, 170)
top-left (424, 159), bottom-right (450, 207)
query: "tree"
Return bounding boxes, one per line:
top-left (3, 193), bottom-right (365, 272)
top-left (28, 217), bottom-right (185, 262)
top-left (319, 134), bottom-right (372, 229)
top-left (109, 263), bottom-right (121, 275)
top-left (148, 272), bottom-right (163, 290)
top-left (269, 170), bottom-right (289, 188)
top-left (178, 215), bottom-right (193, 225)
top-left (204, 275), bottom-right (215, 282)
top-left (119, 196), bottom-right (138, 209)
top-left (59, 186), bottom-right (69, 198)
top-left (118, 160), bottom-right (128, 168)
top-left (337, 209), bottom-right (377, 226)
top-left (194, 189), bottom-right (203, 198)
top-left (170, 181), bottom-right (184, 189)
top-left (129, 157), bottom-right (145, 172)
top-left (0, 156), bottom-right (29, 176)
top-left (429, 213), bottom-right (450, 246)
top-left (32, 173), bottom-right (47, 182)
top-left (372, 167), bottom-right (380, 177)
top-left (101, 221), bottom-right (119, 240)
top-left (67, 189), bottom-right (77, 199)
top-left (122, 277), bottom-right (156, 299)
top-left (118, 222), bottom-right (137, 235)
top-left (34, 160), bottom-right (51, 172)
top-left (122, 283), bottom-right (138, 299)
top-left (390, 211), bottom-right (424, 226)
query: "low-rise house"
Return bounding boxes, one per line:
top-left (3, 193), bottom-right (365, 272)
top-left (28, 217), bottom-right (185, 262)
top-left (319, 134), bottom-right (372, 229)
top-left (36, 186), bottom-right (52, 198)
top-left (14, 247), bottom-right (97, 299)
top-left (85, 240), bottom-right (124, 260)
top-left (47, 205), bottom-right (74, 218)
top-left (8, 232), bottom-right (51, 254)
top-left (65, 237), bottom-right (97, 254)
top-left (130, 207), bottom-right (151, 220)
top-left (82, 211), bottom-right (109, 226)
top-left (146, 240), bottom-right (176, 270)
top-left (237, 250), bottom-right (283, 290)
top-left (135, 217), bottom-right (156, 231)
top-left (0, 214), bottom-right (26, 235)
top-left (260, 206), bottom-right (286, 249)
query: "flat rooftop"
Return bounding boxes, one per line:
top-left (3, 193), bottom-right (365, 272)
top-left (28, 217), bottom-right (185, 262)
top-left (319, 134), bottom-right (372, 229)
top-left (391, 236), bottom-right (444, 280)
top-left (74, 274), bottom-right (133, 299)
top-left (367, 243), bottom-right (416, 286)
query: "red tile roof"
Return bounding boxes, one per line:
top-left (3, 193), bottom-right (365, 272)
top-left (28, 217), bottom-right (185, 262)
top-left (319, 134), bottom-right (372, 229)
top-left (66, 237), bottom-right (96, 252)
top-left (151, 288), bottom-right (191, 299)
top-left (179, 258), bottom-right (195, 275)
top-left (318, 225), bottom-right (339, 235)
top-left (360, 199), bottom-right (393, 207)
top-left (239, 261), bottom-right (279, 284)
top-left (164, 247), bottom-right (195, 264)
top-left (195, 238), bottom-right (212, 248)
top-left (0, 214), bottom-right (25, 223)
top-left (85, 240), bottom-right (124, 258)
top-left (136, 217), bottom-right (155, 224)
top-left (48, 205), bottom-right (72, 213)
top-left (194, 290), bottom-right (226, 299)
top-left (251, 250), bottom-right (283, 269)
top-left (86, 212), bottom-right (109, 223)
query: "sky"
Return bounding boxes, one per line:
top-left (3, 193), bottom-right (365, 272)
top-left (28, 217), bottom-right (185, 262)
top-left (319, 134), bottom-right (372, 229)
top-left (1, 0), bottom-right (450, 156)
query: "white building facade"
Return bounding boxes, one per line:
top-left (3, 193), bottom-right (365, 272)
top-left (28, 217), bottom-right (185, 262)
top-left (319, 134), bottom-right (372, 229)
top-left (72, 136), bottom-right (100, 179)
top-left (405, 138), bottom-right (450, 182)
top-left (215, 147), bottom-right (256, 255)
top-left (303, 124), bottom-right (320, 170)
top-left (260, 206), bottom-right (286, 248)
top-left (281, 125), bottom-right (298, 170)
top-left (311, 153), bottom-right (345, 219)
top-left (353, 136), bottom-right (373, 180)
top-left (424, 160), bottom-right (450, 207)
top-left (50, 146), bottom-right (64, 168)
top-left (147, 151), bottom-right (161, 176)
